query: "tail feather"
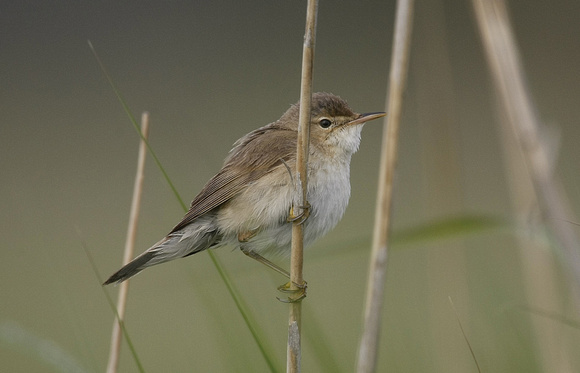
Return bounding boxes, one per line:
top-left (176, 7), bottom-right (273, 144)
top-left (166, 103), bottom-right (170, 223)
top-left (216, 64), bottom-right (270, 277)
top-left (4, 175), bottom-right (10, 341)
top-left (103, 217), bottom-right (221, 285)
top-left (103, 250), bottom-right (156, 285)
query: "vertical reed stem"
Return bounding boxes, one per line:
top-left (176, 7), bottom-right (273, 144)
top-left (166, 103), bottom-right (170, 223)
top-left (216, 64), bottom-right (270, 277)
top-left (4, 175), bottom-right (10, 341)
top-left (106, 112), bottom-right (149, 373)
top-left (472, 0), bottom-right (580, 295)
top-left (287, 1), bottom-right (318, 372)
top-left (356, 1), bottom-right (414, 371)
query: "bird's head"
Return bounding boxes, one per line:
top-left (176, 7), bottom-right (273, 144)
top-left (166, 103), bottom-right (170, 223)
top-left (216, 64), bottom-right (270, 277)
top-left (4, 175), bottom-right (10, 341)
top-left (279, 92), bottom-right (386, 155)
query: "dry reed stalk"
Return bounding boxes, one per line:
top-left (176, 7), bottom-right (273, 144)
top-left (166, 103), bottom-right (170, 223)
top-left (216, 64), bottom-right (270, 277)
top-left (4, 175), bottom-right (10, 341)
top-left (497, 109), bottom-right (574, 372)
top-left (287, 1), bottom-right (318, 372)
top-left (472, 0), bottom-right (580, 295)
top-left (106, 112), bottom-right (150, 373)
top-left (356, 1), bottom-right (414, 372)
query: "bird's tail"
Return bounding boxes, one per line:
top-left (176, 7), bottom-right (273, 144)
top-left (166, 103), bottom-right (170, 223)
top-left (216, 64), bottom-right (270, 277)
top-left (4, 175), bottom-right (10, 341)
top-left (103, 220), bottom-right (221, 285)
top-left (102, 249), bottom-right (158, 285)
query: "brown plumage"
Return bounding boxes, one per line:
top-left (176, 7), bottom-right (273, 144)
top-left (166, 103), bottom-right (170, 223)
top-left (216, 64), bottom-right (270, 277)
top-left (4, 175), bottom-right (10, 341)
top-left (104, 93), bottom-right (385, 285)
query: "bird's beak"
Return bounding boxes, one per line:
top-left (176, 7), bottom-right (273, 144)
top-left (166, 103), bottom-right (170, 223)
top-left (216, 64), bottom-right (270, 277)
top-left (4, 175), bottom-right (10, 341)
top-left (347, 112), bottom-right (387, 126)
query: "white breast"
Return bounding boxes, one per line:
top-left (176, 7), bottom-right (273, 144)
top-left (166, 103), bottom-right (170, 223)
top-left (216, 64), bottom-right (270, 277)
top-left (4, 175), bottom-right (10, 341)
top-left (217, 126), bottom-right (360, 256)
top-left (303, 153), bottom-right (352, 247)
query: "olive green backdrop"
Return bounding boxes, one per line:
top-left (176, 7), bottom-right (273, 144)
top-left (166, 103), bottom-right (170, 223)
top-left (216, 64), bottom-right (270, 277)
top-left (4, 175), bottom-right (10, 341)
top-left (2, 1), bottom-right (580, 371)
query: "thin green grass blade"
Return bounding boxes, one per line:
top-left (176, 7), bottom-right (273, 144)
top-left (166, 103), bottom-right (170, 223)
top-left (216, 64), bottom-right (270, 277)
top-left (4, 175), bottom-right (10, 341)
top-left (302, 303), bottom-right (344, 373)
top-left (449, 296), bottom-right (482, 373)
top-left (311, 214), bottom-right (506, 258)
top-left (79, 235), bottom-right (145, 373)
top-left (392, 215), bottom-right (505, 247)
top-left (89, 41), bottom-right (278, 371)
top-left (207, 253), bottom-right (281, 372)
top-left (88, 41), bottom-right (186, 210)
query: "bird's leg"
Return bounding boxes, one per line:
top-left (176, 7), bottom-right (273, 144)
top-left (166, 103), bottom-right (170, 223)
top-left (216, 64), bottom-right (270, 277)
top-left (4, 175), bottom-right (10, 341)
top-left (238, 231), bottom-right (307, 302)
top-left (287, 201), bottom-right (311, 225)
top-left (239, 244), bottom-right (291, 278)
top-left (238, 230), bottom-right (291, 278)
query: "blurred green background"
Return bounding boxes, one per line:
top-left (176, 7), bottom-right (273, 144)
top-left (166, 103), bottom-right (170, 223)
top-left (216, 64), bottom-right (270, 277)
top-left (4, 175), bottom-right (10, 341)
top-left (2, 1), bottom-right (580, 372)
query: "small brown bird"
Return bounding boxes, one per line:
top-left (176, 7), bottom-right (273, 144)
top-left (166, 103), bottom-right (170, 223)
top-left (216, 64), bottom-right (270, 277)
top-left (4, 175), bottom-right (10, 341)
top-left (104, 93), bottom-right (385, 288)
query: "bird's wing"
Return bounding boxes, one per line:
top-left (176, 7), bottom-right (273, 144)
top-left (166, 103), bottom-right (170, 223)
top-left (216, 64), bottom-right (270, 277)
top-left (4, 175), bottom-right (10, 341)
top-left (169, 125), bottom-right (296, 233)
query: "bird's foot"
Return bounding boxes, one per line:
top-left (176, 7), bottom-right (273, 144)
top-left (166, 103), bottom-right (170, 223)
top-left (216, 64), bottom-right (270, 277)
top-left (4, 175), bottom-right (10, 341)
top-left (276, 281), bottom-right (307, 303)
top-left (287, 202), bottom-right (311, 225)
top-left (239, 245), bottom-right (307, 302)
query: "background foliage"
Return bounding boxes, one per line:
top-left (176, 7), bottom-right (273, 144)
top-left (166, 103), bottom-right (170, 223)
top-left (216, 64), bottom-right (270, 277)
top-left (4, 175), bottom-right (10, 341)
top-left (2, 1), bottom-right (579, 371)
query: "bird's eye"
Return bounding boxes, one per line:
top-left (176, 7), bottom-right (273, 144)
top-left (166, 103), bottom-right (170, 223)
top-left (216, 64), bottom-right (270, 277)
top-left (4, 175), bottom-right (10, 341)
top-left (319, 118), bottom-right (332, 128)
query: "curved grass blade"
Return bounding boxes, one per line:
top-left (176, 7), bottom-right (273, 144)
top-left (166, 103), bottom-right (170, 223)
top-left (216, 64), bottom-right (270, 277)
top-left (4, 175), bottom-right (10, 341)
top-left (392, 215), bottom-right (505, 247)
top-left (89, 41), bottom-right (279, 371)
top-left (88, 41), bottom-right (185, 209)
top-left (309, 214), bottom-right (506, 259)
top-left (79, 233), bottom-right (145, 373)
top-left (302, 303), bottom-right (344, 373)
top-left (449, 296), bottom-right (482, 373)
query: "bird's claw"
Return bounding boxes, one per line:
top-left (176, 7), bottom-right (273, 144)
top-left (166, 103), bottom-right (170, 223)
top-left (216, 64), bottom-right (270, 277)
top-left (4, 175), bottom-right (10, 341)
top-left (276, 281), bottom-right (307, 303)
top-left (287, 202), bottom-right (311, 225)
